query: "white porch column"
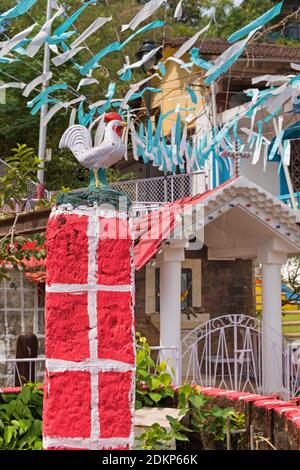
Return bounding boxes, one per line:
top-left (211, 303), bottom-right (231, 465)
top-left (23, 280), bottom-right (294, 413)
top-left (258, 239), bottom-right (288, 395)
top-left (158, 243), bottom-right (185, 385)
top-left (261, 262), bottom-right (283, 394)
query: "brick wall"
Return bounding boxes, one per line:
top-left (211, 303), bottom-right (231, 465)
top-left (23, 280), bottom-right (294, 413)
top-left (199, 387), bottom-right (300, 450)
top-left (195, 247), bottom-right (255, 318)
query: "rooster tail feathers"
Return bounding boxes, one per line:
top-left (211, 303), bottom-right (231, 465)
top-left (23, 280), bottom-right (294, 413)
top-left (59, 125), bottom-right (92, 160)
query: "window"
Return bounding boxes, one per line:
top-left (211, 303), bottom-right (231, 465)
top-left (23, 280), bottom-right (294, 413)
top-left (155, 268), bottom-right (193, 312)
top-left (145, 260), bottom-right (202, 314)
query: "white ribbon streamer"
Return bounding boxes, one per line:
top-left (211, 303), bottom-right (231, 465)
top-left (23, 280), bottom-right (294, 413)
top-left (69, 108), bottom-right (77, 126)
top-left (122, 0), bottom-right (165, 32)
top-left (266, 85), bottom-right (295, 115)
top-left (23, 72), bottom-right (53, 97)
top-left (174, 23), bottom-right (210, 59)
top-left (50, 0), bottom-right (61, 9)
top-left (174, 0), bottom-right (183, 19)
top-left (0, 82), bottom-right (25, 90)
top-left (290, 62), bottom-right (300, 71)
top-left (77, 78), bottom-right (99, 90)
top-left (121, 73), bottom-right (162, 108)
top-left (26, 7), bottom-right (64, 58)
top-left (0, 23), bottom-right (37, 58)
top-left (52, 47), bottom-right (85, 66)
top-left (119, 46), bottom-right (162, 75)
top-left (70, 17), bottom-right (112, 49)
top-left (252, 74), bottom-right (290, 85)
top-left (42, 96), bottom-right (85, 127)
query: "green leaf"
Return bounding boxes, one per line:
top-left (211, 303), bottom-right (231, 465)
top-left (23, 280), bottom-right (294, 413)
top-left (149, 377), bottom-right (161, 391)
top-left (173, 432), bottom-right (189, 441)
top-left (33, 439), bottom-right (43, 450)
top-left (144, 396), bottom-right (154, 406)
top-left (18, 419), bottom-right (31, 435)
top-left (4, 425), bottom-right (14, 444)
top-left (10, 420), bottom-right (20, 428)
top-left (148, 392), bottom-right (162, 403)
top-left (135, 400), bottom-right (143, 410)
top-left (19, 386), bottom-right (31, 405)
top-left (138, 369), bottom-right (149, 379)
top-left (160, 373), bottom-right (171, 387)
top-left (163, 386), bottom-right (174, 398)
top-left (156, 362), bottom-right (167, 373)
top-left (189, 393), bottom-right (206, 408)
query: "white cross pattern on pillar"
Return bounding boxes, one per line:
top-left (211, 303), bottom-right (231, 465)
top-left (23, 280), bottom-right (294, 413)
top-left (43, 207), bottom-right (135, 450)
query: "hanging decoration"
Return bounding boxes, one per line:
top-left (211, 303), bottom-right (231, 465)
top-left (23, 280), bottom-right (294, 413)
top-left (0, 0), bottom-right (39, 24)
top-left (0, 0), bottom-right (298, 180)
top-left (122, 0), bottom-right (166, 32)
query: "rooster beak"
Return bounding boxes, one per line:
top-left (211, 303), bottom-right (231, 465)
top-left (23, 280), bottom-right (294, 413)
top-left (119, 121), bottom-right (127, 128)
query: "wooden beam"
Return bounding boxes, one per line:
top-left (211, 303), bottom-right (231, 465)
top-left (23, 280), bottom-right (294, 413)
top-left (0, 208), bottom-right (51, 237)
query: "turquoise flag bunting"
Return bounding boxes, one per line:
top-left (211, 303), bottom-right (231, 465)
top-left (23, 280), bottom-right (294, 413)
top-left (55, 0), bottom-right (97, 37)
top-left (119, 20), bottom-right (164, 50)
top-left (47, 32), bottom-right (76, 45)
top-left (190, 48), bottom-right (212, 71)
top-left (27, 84), bottom-right (68, 109)
top-left (0, 0), bottom-right (38, 24)
top-left (79, 41), bottom-right (121, 76)
top-left (30, 98), bottom-right (59, 116)
top-left (227, 1), bottom-right (283, 44)
top-left (187, 86), bottom-right (197, 104)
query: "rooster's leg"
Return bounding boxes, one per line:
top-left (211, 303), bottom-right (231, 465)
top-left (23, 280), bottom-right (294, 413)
top-left (93, 169), bottom-right (100, 188)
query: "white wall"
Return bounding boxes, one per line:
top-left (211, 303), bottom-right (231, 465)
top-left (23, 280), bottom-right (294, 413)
top-left (241, 157), bottom-right (280, 197)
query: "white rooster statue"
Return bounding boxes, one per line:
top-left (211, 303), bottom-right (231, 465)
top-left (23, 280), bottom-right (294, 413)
top-left (59, 112), bottom-right (127, 188)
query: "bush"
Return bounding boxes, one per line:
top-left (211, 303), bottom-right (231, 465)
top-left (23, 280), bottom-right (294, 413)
top-left (0, 383), bottom-right (43, 450)
top-left (136, 333), bottom-right (175, 409)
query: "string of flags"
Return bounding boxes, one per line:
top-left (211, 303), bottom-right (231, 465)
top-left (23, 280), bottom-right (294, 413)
top-left (0, 0), bottom-right (296, 175)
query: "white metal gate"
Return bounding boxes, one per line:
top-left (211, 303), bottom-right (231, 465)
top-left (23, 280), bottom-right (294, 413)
top-left (181, 315), bottom-right (300, 399)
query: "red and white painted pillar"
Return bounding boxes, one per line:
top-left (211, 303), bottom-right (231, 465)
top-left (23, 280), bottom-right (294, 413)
top-left (43, 206), bottom-right (135, 450)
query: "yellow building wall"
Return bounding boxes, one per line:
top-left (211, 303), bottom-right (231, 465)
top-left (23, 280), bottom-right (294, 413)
top-left (151, 46), bottom-right (206, 135)
top-left (256, 279), bottom-right (300, 339)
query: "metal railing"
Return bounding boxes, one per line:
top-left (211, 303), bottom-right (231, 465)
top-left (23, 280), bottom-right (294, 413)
top-left (0, 165), bottom-right (206, 213)
top-left (0, 357), bottom-right (46, 388)
top-left (110, 172), bottom-right (206, 204)
top-left (1, 328), bottom-right (300, 400)
top-left (180, 314), bottom-right (300, 400)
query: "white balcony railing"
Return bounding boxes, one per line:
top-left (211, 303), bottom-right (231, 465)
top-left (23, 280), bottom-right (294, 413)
top-left (110, 172), bottom-right (206, 204)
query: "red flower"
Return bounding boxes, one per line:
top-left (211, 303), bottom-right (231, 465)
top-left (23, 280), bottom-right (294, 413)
top-left (21, 241), bottom-right (37, 252)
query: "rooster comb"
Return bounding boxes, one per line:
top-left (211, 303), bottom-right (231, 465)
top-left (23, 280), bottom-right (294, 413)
top-left (104, 112), bottom-right (123, 123)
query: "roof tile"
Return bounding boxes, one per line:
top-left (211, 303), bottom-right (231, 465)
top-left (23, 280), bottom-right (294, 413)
top-left (165, 37), bottom-right (300, 60)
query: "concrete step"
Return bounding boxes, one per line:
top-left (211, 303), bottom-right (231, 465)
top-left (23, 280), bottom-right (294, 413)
top-left (282, 321), bottom-right (300, 326)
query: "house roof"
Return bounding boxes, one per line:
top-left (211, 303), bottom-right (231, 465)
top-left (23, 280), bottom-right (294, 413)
top-left (164, 37), bottom-right (300, 61)
top-left (134, 176), bottom-right (300, 271)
